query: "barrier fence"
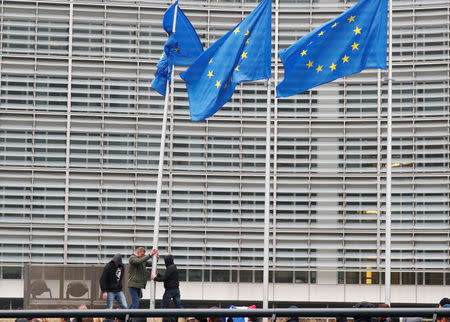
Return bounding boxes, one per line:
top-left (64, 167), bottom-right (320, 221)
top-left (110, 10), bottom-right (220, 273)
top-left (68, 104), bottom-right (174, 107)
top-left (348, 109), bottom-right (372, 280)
top-left (1, 308), bottom-right (450, 320)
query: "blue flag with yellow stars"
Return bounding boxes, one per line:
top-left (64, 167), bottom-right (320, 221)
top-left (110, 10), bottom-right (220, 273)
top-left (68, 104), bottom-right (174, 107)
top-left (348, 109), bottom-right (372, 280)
top-left (151, 1), bottom-right (203, 96)
top-left (180, 0), bottom-right (271, 121)
top-left (276, 0), bottom-right (387, 98)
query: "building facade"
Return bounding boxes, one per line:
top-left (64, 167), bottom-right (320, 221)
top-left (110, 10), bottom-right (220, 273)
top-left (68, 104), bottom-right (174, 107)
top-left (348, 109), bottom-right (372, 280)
top-left (0, 0), bottom-right (449, 308)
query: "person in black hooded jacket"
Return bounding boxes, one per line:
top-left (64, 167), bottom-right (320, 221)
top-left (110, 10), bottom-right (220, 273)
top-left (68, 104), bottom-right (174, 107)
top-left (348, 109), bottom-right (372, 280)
top-left (151, 254), bottom-right (184, 309)
top-left (353, 301), bottom-right (378, 322)
top-left (99, 253), bottom-right (127, 309)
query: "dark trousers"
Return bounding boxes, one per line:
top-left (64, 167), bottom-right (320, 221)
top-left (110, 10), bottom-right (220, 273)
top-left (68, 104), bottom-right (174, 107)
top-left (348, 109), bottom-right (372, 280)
top-left (161, 288), bottom-right (183, 309)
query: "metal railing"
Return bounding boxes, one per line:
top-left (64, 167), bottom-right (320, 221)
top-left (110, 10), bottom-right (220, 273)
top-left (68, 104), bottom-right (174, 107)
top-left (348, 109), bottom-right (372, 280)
top-left (0, 308), bottom-right (450, 320)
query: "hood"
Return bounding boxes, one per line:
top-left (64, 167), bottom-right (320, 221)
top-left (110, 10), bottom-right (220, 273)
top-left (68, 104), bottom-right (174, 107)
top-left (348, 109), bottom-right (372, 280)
top-left (353, 301), bottom-right (374, 308)
top-left (287, 305), bottom-right (299, 322)
top-left (112, 253), bottom-right (122, 265)
top-left (164, 254), bottom-right (174, 267)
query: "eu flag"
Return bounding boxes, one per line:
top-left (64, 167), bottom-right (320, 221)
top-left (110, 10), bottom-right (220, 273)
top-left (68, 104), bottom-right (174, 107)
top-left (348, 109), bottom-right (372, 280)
top-left (276, 0), bottom-right (387, 98)
top-left (151, 1), bottom-right (203, 96)
top-left (180, 0), bottom-right (271, 121)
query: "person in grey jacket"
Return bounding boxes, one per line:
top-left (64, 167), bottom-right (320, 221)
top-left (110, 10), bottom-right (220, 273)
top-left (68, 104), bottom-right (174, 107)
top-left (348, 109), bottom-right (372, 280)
top-left (127, 247), bottom-right (158, 309)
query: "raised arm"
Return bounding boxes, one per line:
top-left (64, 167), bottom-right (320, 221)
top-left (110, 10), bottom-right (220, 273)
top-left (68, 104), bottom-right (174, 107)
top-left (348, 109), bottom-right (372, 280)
top-left (129, 253), bottom-right (151, 264)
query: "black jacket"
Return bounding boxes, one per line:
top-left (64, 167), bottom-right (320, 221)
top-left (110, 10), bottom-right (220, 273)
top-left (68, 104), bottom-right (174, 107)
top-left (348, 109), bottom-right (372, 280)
top-left (100, 253), bottom-right (124, 292)
top-left (353, 301), bottom-right (377, 322)
top-left (154, 255), bottom-right (179, 290)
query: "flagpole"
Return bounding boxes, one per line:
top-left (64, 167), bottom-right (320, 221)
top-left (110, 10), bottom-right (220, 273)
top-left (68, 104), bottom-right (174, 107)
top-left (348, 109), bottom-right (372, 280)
top-left (150, 2), bottom-right (179, 310)
top-left (263, 78), bottom-right (271, 311)
top-left (385, 0), bottom-right (393, 306)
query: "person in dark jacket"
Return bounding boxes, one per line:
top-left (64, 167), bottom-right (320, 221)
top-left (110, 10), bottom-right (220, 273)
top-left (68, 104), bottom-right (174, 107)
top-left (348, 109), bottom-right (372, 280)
top-left (440, 298), bottom-right (450, 307)
top-left (99, 253), bottom-right (127, 309)
top-left (151, 254), bottom-right (184, 309)
top-left (353, 301), bottom-right (377, 322)
top-left (127, 247), bottom-right (158, 309)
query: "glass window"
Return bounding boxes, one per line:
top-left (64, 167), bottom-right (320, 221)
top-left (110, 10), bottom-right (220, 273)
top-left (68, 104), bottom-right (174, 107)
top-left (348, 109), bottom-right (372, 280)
top-left (188, 269), bottom-right (202, 282)
top-left (362, 272), bottom-right (379, 284)
top-left (212, 270), bottom-right (229, 282)
top-left (402, 272), bottom-right (415, 285)
top-left (239, 270), bottom-right (252, 283)
top-left (275, 271), bottom-right (293, 283)
top-left (178, 269), bottom-right (186, 282)
top-left (204, 269), bottom-right (210, 282)
top-left (417, 273), bottom-right (423, 285)
top-left (392, 272), bottom-right (400, 285)
top-left (345, 272), bottom-right (359, 284)
top-left (446, 273), bottom-right (450, 286)
top-left (255, 270), bottom-right (263, 283)
top-left (2, 266), bottom-right (21, 279)
top-left (232, 270), bottom-right (237, 282)
top-left (425, 272), bottom-right (443, 285)
top-left (295, 271), bottom-right (308, 283)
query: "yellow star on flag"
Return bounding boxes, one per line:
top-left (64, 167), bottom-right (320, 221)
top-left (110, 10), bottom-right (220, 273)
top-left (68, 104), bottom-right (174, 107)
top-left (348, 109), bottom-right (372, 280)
top-left (308, 41), bottom-right (313, 46)
top-left (209, 58), bottom-right (213, 64)
top-left (306, 60), bottom-right (313, 69)
top-left (224, 82), bottom-right (227, 89)
top-left (175, 47), bottom-right (179, 51)
top-left (342, 55), bottom-right (349, 63)
top-left (351, 42), bottom-right (359, 50)
top-left (207, 70), bottom-right (214, 79)
top-left (246, 39), bottom-right (249, 44)
top-left (241, 51), bottom-right (248, 59)
top-left (318, 31), bottom-right (325, 37)
top-left (234, 27), bottom-right (240, 35)
top-left (316, 65), bottom-right (323, 73)
top-left (160, 53), bottom-right (164, 59)
top-left (301, 50), bottom-right (307, 56)
top-left (215, 80), bottom-right (221, 88)
top-left (332, 22), bottom-right (338, 28)
top-left (235, 65), bottom-right (240, 71)
top-left (245, 29), bottom-right (249, 36)
top-left (348, 15), bottom-right (355, 23)
top-left (353, 26), bottom-right (362, 35)
top-left (329, 63), bottom-right (337, 71)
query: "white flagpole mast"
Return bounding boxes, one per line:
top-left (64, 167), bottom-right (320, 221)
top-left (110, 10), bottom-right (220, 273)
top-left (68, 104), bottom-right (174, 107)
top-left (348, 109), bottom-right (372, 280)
top-left (263, 78), bottom-right (271, 311)
top-left (385, 0), bottom-right (393, 306)
top-left (263, 0), bottom-right (275, 312)
top-left (150, 2), bottom-right (179, 310)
